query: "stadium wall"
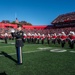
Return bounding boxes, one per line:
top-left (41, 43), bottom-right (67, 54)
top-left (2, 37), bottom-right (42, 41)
top-left (0, 23), bottom-right (50, 29)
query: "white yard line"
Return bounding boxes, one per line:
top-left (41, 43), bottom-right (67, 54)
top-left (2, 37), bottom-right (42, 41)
top-left (0, 49), bottom-right (48, 57)
top-left (0, 44), bottom-right (42, 48)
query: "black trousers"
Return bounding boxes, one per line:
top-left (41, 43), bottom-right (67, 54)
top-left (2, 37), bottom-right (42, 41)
top-left (27, 38), bottom-right (30, 43)
top-left (41, 39), bottom-right (44, 44)
top-left (16, 47), bottom-right (22, 64)
top-left (47, 39), bottom-right (50, 44)
top-left (57, 39), bottom-right (61, 44)
top-left (5, 38), bottom-right (7, 44)
top-left (37, 39), bottom-right (40, 44)
top-left (61, 40), bottom-right (65, 48)
top-left (68, 40), bottom-right (75, 49)
top-left (52, 39), bottom-right (56, 44)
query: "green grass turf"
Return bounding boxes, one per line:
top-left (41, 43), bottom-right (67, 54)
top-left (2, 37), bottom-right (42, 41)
top-left (0, 39), bottom-right (75, 75)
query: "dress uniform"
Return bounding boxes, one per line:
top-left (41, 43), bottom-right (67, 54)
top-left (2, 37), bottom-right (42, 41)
top-left (41, 34), bottom-right (45, 44)
top-left (57, 33), bottom-right (61, 44)
top-left (4, 33), bottom-right (8, 44)
top-left (33, 33), bottom-right (37, 44)
top-left (14, 26), bottom-right (24, 64)
top-left (37, 33), bottom-right (41, 44)
top-left (31, 34), bottom-right (34, 43)
top-left (51, 33), bottom-right (57, 44)
top-left (68, 32), bottom-right (75, 49)
top-left (27, 33), bottom-right (31, 43)
top-left (23, 33), bottom-right (27, 43)
top-left (47, 34), bottom-right (50, 44)
top-left (60, 32), bottom-right (67, 48)
top-left (11, 29), bottom-right (15, 40)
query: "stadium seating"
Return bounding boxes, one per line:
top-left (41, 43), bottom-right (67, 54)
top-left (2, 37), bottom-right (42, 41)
top-left (52, 12), bottom-right (75, 24)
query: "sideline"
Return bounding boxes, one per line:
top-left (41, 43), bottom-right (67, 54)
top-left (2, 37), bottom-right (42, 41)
top-left (0, 49), bottom-right (48, 57)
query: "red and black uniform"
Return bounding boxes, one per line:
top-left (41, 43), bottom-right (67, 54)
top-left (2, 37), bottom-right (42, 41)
top-left (60, 34), bottom-right (67, 48)
top-left (27, 35), bottom-right (31, 43)
top-left (41, 35), bottom-right (45, 44)
top-left (33, 35), bottom-right (37, 44)
top-left (23, 34), bottom-right (27, 43)
top-left (68, 34), bottom-right (75, 49)
top-left (57, 35), bottom-right (61, 44)
top-left (4, 33), bottom-right (8, 44)
top-left (37, 35), bottom-right (41, 44)
top-left (47, 34), bottom-right (50, 44)
top-left (31, 34), bottom-right (34, 43)
top-left (51, 34), bottom-right (57, 44)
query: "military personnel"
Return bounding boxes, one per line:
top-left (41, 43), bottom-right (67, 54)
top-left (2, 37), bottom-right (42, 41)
top-left (14, 25), bottom-right (24, 65)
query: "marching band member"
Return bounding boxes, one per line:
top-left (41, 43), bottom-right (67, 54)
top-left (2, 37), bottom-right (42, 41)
top-left (57, 33), bottom-right (61, 44)
top-left (4, 32), bottom-right (8, 44)
top-left (60, 32), bottom-right (67, 48)
top-left (34, 33), bottom-right (37, 43)
top-left (51, 33), bottom-right (57, 44)
top-left (37, 33), bottom-right (41, 44)
top-left (47, 34), bottom-right (50, 44)
top-left (41, 34), bottom-right (45, 44)
top-left (68, 31), bottom-right (75, 49)
top-left (31, 34), bottom-right (34, 43)
top-left (23, 33), bottom-right (27, 43)
top-left (27, 33), bottom-right (31, 43)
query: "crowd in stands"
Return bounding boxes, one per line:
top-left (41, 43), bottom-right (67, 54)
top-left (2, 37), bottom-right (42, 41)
top-left (52, 12), bottom-right (75, 24)
top-left (22, 27), bottom-right (75, 35)
top-left (0, 27), bottom-right (75, 35)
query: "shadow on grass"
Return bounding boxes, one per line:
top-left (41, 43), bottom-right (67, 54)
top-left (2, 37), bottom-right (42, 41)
top-left (0, 72), bottom-right (7, 75)
top-left (1, 51), bottom-right (17, 64)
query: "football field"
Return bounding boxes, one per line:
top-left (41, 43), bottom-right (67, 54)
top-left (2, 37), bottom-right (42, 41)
top-left (0, 40), bottom-right (75, 75)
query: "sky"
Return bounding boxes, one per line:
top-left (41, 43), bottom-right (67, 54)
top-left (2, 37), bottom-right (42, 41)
top-left (0, 0), bottom-right (75, 25)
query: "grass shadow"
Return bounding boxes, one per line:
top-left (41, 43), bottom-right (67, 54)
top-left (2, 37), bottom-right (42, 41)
top-left (1, 51), bottom-right (17, 64)
top-left (0, 72), bottom-right (7, 75)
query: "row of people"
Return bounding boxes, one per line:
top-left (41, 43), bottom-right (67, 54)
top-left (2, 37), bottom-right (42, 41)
top-left (0, 31), bottom-right (75, 49)
top-left (22, 32), bottom-right (75, 49)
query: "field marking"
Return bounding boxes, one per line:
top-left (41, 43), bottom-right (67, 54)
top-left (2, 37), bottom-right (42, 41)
top-left (69, 51), bottom-right (75, 53)
top-left (37, 47), bottom-right (52, 50)
top-left (0, 46), bottom-right (14, 48)
top-left (0, 44), bottom-right (42, 48)
top-left (0, 46), bottom-right (75, 57)
top-left (0, 49), bottom-right (48, 57)
top-left (50, 49), bottom-right (67, 52)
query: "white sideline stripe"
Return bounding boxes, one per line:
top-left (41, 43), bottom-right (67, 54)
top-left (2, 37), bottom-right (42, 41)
top-left (50, 49), bottom-right (67, 52)
top-left (0, 49), bottom-right (48, 57)
top-left (0, 46), bottom-right (14, 48)
top-left (0, 44), bottom-right (42, 48)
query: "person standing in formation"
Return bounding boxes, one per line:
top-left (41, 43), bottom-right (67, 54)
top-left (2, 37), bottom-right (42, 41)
top-left (60, 32), bottom-right (67, 48)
